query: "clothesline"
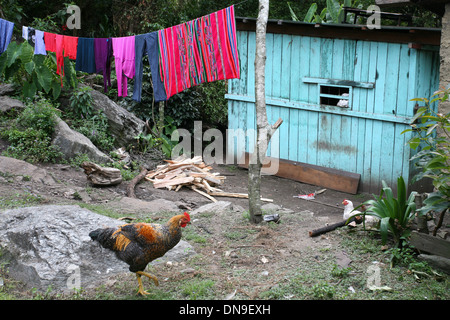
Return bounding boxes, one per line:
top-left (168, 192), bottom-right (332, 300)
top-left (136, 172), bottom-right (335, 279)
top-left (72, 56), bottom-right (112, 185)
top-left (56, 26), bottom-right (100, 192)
top-left (0, 5), bottom-right (241, 102)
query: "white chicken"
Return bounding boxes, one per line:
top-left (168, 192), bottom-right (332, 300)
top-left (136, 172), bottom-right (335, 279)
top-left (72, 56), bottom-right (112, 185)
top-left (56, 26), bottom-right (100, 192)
top-left (342, 199), bottom-right (379, 227)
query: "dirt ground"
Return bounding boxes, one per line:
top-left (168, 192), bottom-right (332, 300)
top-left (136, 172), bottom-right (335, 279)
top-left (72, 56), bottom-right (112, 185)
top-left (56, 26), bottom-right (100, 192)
top-left (1, 148), bottom-right (448, 300)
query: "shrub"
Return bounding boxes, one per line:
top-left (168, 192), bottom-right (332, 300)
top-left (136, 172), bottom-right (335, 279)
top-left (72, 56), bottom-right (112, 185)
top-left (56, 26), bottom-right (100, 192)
top-left (2, 128), bottom-right (62, 163)
top-left (402, 90), bottom-right (450, 217)
top-left (69, 110), bottom-right (115, 152)
top-left (352, 177), bottom-right (417, 249)
top-left (0, 96), bottom-right (62, 163)
top-left (69, 86), bottom-right (94, 118)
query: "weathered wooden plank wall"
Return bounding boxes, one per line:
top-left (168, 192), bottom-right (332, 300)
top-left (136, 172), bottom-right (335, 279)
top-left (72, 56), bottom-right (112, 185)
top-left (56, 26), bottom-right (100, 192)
top-left (227, 30), bottom-right (440, 193)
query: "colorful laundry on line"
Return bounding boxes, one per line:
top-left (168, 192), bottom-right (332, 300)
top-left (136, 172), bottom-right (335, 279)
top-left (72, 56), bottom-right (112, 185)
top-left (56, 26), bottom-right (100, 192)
top-left (0, 5), bottom-right (240, 98)
top-left (158, 5), bottom-right (240, 100)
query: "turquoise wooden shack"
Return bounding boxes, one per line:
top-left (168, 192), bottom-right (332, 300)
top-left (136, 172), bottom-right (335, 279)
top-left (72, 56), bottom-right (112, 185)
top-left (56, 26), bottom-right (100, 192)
top-left (226, 18), bottom-right (441, 194)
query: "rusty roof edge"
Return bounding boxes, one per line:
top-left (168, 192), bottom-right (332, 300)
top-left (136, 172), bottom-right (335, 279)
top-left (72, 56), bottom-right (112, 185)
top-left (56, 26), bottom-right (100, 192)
top-left (236, 16), bottom-right (441, 32)
top-left (236, 17), bottom-right (441, 46)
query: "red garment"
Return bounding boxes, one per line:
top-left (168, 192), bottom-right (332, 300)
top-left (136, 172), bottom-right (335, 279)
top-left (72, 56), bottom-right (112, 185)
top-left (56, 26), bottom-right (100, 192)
top-left (47, 34), bottom-right (78, 86)
top-left (63, 36), bottom-right (78, 59)
top-left (55, 34), bottom-right (64, 77)
top-left (44, 32), bottom-right (56, 52)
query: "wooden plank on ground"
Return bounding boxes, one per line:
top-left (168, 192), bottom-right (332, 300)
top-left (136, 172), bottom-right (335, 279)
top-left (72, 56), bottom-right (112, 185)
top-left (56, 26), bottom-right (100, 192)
top-left (410, 231), bottom-right (450, 259)
top-left (209, 191), bottom-right (273, 203)
top-left (238, 152), bottom-right (360, 194)
top-left (153, 176), bottom-right (195, 189)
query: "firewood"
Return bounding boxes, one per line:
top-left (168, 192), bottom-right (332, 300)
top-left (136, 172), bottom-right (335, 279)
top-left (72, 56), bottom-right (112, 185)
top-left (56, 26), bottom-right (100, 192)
top-left (191, 186), bottom-right (217, 202)
top-left (153, 176), bottom-right (195, 189)
top-left (209, 191), bottom-right (273, 203)
top-left (81, 161), bottom-right (122, 186)
top-left (144, 157), bottom-right (269, 203)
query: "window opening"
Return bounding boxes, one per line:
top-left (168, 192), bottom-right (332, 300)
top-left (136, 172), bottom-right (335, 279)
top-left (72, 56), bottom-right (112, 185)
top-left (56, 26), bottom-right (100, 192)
top-left (319, 85), bottom-right (350, 108)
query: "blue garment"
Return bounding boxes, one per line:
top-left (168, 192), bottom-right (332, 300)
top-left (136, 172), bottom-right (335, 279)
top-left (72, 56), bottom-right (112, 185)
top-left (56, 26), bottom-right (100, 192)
top-left (0, 18), bottom-right (14, 54)
top-left (75, 37), bottom-right (96, 73)
top-left (34, 30), bottom-right (47, 55)
top-left (133, 32), bottom-right (167, 102)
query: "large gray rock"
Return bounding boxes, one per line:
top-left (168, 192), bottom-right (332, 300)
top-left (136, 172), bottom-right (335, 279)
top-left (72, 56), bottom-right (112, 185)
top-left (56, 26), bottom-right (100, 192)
top-left (190, 201), bottom-right (244, 215)
top-left (52, 117), bottom-right (111, 164)
top-left (89, 88), bottom-right (145, 147)
top-left (116, 197), bottom-right (180, 216)
top-left (0, 83), bottom-right (17, 96)
top-left (0, 205), bottom-right (195, 292)
top-left (0, 96), bottom-right (25, 115)
top-left (0, 156), bottom-right (55, 185)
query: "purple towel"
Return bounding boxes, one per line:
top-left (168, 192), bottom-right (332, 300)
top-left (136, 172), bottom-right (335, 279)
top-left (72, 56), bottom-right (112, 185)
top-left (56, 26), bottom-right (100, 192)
top-left (94, 38), bottom-right (113, 92)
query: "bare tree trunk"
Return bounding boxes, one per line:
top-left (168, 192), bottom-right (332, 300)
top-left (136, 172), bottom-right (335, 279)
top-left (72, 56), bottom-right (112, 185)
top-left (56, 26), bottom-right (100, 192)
top-left (158, 101), bottom-right (165, 135)
top-left (248, 0), bottom-right (282, 224)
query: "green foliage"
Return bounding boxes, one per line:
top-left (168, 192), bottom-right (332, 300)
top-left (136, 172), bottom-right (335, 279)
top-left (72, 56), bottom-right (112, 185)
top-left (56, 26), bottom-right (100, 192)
top-left (352, 177), bottom-right (417, 248)
top-left (134, 132), bottom-right (160, 154)
top-left (108, 161), bottom-right (140, 181)
top-left (69, 86), bottom-right (94, 118)
top-left (16, 96), bottom-right (61, 136)
top-left (181, 279), bottom-right (215, 300)
top-left (1, 128), bottom-right (62, 163)
top-left (301, 0), bottom-right (358, 23)
top-left (402, 90), bottom-right (450, 217)
top-left (1, 96), bottom-right (63, 163)
top-left (0, 41), bottom-right (77, 100)
top-left (311, 281), bottom-right (335, 299)
top-left (63, 107), bottom-right (115, 153)
top-left (134, 116), bottom-right (178, 158)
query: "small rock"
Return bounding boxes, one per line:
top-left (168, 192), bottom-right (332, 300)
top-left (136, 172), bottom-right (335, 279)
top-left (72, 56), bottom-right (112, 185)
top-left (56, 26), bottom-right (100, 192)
top-left (180, 268), bottom-right (196, 274)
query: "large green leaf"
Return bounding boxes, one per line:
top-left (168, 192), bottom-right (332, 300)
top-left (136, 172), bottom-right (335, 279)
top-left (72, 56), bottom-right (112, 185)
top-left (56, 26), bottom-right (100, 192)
top-left (19, 42), bottom-right (34, 64)
top-left (288, 2), bottom-right (299, 21)
top-left (5, 41), bottom-right (20, 67)
top-left (35, 64), bottom-right (53, 93)
top-left (24, 61), bottom-right (35, 75)
top-left (379, 217), bottom-right (391, 245)
top-left (304, 3), bottom-right (317, 22)
top-left (63, 57), bottom-right (78, 88)
top-left (33, 53), bottom-right (46, 66)
top-left (51, 81), bottom-right (61, 100)
top-left (23, 81), bottom-right (37, 99)
top-left (326, 0), bottom-right (340, 22)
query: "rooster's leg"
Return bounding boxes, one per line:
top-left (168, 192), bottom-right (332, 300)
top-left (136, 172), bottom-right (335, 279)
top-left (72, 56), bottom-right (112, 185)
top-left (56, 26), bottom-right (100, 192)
top-left (136, 271), bottom-right (159, 286)
top-left (136, 273), bottom-right (150, 295)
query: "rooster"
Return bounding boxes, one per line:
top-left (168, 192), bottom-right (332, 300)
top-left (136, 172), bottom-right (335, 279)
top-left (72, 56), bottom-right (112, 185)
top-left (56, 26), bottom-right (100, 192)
top-left (342, 199), bottom-right (378, 227)
top-left (89, 212), bottom-right (191, 295)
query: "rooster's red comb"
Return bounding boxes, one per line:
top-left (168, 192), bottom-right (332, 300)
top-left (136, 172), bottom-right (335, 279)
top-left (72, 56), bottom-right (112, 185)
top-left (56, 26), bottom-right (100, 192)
top-left (184, 212), bottom-right (191, 221)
